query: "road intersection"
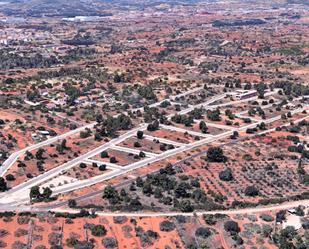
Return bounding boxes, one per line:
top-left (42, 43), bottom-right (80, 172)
top-left (0, 88), bottom-right (307, 215)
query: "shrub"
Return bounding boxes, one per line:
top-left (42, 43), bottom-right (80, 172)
top-left (195, 227), bottom-right (211, 238)
top-left (159, 220), bottom-right (176, 232)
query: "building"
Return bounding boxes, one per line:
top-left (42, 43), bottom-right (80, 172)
top-left (235, 90), bottom-right (258, 100)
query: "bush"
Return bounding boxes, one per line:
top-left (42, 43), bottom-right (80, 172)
top-left (195, 227), bottom-right (211, 238)
top-left (102, 237), bottom-right (118, 248)
top-left (224, 220), bottom-right (240, 233)
top-left (219, 168), bottom-right (233, 181)
top-left (159, 220), bottom-right (176, 232)
top-left (91, 225), bottom-right (107, 237)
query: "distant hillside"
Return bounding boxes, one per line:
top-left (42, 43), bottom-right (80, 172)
top-left (0, 0), bottom-right (113, 17)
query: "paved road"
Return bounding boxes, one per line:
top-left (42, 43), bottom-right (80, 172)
top-left (0, 122), bottom-right (96, 177)
top-left (0, 124), bottom-right (148, 202)
top-left (1, 90), bottom-right (305, 207)
top-left (160, 124), bottom-right (212, 138)
top-left (5, 113), bottom-right (309, 211)
top-left (143, 134), bottom-right (186, 147)
top-left (110, 145), bottom-right (158, 157)
top-left (84, 159), bottom-right (124, 170)
top-left (0, 85), bottom-right (212, 177)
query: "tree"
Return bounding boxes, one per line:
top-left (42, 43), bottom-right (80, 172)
top-left (137, 131), bottom-right (144, 139)
top-left (91, 225), bottom-right (107, 237)
top-left (79, 163), bottom-right (87, 169)
top-left (99, 165), bottom-right (106, 171)
top-left (0, 177), bottom-right (7, 192)
top-left (100, 151), bottom-right (109, 158)
top-left (35, 148), bottom-right (45, 160)
top-left (68, 199), bottom-right (77, 208)
top-left (281, 113), bottom-right (287, 120)
top-left (159, 220), bottom-right (176, 232)
top-left (207, 109), bottom-right (221, 121)
top-left (256, 82), bottom-right (267, 98)
top-left (134, 141), bottom-right (141, 148)
top-left (102, 237), bottom-right (118, 249)
top-left (30, 186), bottom-right (41, 200)
top-left (110, 157), bottom-right (117, 163)
top-left (5, 174), bottom-right (15, 181)
top-left (66, 237), bottom-right (78, 247)
top-left (207, 147), bottom-right (226, 162)
top-left (224, 220), bottom-right (240, 233)
top-left (195, 227), bottom-right (211, 239)
top-left (42, 187), bottom-right (53, 199)
top-left (199, 121), bottom-right (208, 133)
top-left (258, 122), bottom-right (266, 130)
top-left (147, 120), bottom-right (160, 131)
top-left (244, 186), bottom-right (259, 196)
top-left (219, 168), bottom-right (233, 181)
top-left (103, 185), bottom-right (120, 205)
top-left (179, 200), bottom-right (194, 212)
top-left (139, 151), bottom-right (146, 158)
